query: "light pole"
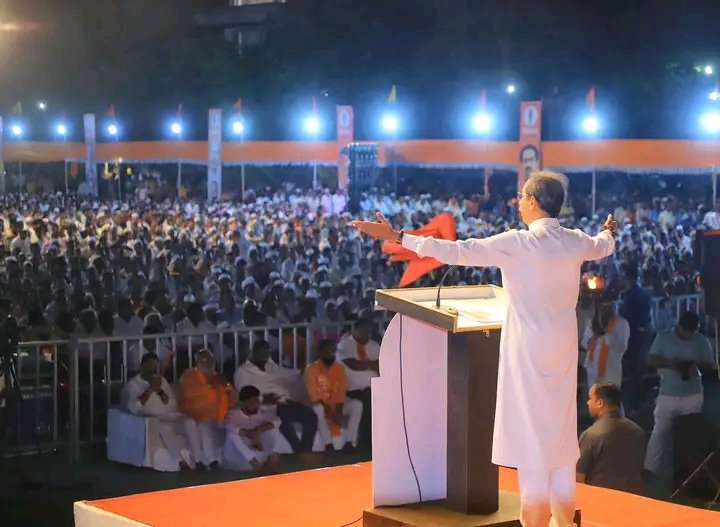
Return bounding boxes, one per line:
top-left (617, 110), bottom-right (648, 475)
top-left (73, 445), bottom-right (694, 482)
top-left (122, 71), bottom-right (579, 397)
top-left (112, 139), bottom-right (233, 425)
top-left (107, 123), bottom-right (121, 198)
top-left (381, 114), bottom-right (399, 193)
top-left (10, 124), bottom-right (23, 184)
top-left (56, 122), bottom-right (68, 193)
top-left (581, 114), bottom-right (601, 215)
top-left (171, 121), bottom-right (183, 194)
top-left (304, 116), bottom-right (320, 189)
top-left (232, 120), bottom-right (246, 199)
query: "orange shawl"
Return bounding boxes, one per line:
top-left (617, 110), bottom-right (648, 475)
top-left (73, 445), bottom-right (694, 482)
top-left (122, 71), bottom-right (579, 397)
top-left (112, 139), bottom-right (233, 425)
top-left (588, 315), bottom-right (617, 379)
top-left (180, 368), bottom-right (237, 423)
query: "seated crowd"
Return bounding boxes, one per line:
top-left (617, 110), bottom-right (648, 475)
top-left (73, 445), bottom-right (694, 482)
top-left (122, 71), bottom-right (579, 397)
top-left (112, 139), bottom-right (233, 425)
top-left (121, 329), bottom-right (376, 472)
top-left (0, 183), bottom-right (714, 490)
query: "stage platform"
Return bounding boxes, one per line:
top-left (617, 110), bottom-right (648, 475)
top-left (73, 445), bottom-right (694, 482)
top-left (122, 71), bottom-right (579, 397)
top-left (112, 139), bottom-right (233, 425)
top-left (74, 463), bottom-right (719, 527)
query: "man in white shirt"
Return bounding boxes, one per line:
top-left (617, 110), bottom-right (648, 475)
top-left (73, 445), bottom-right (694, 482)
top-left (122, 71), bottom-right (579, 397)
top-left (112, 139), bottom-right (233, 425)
top-left (703, 202), bottom-right (720, 230)
top-left (122, 353), bottom-right (192, 471)
top-left (336, 317), bottom-right (379, 450)
top-left (223, 385), bottom-right (280, 473)
top-left (114, 298), bottom-right (145, 362)
top-left (353, 171), bottom-right (617, 527)
top-left (234, 340), bottom-right (318, 455)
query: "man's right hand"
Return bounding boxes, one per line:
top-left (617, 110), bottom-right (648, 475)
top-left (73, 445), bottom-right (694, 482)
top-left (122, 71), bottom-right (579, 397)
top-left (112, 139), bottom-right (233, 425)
top-left (351, 212), bottom-right (400, 242)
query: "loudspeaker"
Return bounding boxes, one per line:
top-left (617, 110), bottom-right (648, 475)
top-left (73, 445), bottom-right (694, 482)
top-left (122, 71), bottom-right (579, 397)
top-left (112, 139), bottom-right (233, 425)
top-left (700, 230), bottom-right (720, 317)
top-left (347, 143), bottom-right (379, 214)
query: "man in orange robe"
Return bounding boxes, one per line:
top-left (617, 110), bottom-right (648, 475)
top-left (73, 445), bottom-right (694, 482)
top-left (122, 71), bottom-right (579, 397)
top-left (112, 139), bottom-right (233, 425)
top-left (305, 339), bottom-right (362, 452)
top-left (180, 349), bottom-right (237, 469)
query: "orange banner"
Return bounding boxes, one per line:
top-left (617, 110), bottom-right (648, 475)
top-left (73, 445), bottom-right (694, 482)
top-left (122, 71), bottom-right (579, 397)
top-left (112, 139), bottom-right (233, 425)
top-left (518, 101), bottom-right (543, 191)
top-left (336, 106), bottom-right (353, 190)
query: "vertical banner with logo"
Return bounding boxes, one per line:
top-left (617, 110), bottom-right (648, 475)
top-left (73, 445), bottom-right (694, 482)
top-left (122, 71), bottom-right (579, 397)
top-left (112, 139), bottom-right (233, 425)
top-left (0, 116), bottom-right (5, 193)
top-left (83, 113), bottom-right (98, 196)
top-left (207, 109), bottom-right (223, 201)
top-left (336, 105), bottom-right (354, 190)
top-left (518, 101), bottom-right (543, 192)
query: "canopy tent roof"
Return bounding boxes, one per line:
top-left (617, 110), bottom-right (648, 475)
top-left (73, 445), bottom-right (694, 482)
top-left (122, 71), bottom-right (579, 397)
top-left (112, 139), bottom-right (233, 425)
top-left (3, 139), bottom-right (720, 172)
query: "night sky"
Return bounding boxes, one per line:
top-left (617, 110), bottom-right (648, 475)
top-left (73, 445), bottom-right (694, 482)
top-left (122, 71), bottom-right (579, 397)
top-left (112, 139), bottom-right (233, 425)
top-left (1, 0), bottom-right (720, 140)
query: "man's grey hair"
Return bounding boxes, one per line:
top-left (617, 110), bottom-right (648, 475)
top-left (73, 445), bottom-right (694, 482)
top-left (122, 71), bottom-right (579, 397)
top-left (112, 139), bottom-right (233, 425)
top-left (524, 170), bottom-right (568, 218)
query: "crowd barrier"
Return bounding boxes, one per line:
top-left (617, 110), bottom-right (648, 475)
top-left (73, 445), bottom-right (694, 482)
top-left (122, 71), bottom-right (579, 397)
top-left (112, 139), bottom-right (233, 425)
top-left (10, 321), bottom-right (354, 460)
top-left (5, 293), bottom-right (716, 459)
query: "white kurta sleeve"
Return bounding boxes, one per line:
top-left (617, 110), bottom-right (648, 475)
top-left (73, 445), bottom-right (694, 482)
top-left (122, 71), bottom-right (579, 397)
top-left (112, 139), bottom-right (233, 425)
top-left (401, 231), bottom-right (518, 268)
top-left (577, 229), bottom-right (615, 261)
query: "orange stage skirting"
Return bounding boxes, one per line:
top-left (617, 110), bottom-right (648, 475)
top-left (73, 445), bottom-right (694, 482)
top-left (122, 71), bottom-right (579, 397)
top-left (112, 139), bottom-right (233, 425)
top-left (74, 463), bottom-right (719, 527)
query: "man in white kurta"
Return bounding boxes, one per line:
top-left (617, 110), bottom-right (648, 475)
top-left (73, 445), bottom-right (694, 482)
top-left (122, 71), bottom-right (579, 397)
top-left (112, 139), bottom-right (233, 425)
top-left (353, 171), bottom-right (616, 527)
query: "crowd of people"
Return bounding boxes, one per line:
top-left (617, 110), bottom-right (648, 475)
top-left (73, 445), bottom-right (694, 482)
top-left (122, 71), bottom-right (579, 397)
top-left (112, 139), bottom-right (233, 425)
top-left (0, 182), bottom-right (716, 483)
top-left (2, 186), bottom-right (716, 349)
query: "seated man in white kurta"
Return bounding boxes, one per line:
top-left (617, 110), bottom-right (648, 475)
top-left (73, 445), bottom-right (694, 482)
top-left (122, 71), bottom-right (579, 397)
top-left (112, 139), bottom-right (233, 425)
top-left (353, 171), bottom-right (617, 527)
top-left (122, 352), bottom-right (192, 471)
top-left (223, 385), bottom-right (280, 473)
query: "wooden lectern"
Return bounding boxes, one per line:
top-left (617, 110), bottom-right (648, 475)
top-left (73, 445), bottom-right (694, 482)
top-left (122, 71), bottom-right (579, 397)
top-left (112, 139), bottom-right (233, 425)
top-left (365, 285), bottom-right (579, 527)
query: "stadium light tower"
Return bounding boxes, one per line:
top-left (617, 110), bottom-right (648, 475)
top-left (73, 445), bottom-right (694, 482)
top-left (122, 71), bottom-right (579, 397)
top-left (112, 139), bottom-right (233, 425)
top-left (705, 65), bottom-right (714, 76)
top-left (506, 84), bottom-right (517, 94)
top-left (37, 101), bottom-right (47, 111)
top-left (10, 124), bottom-right (23, 138)
top-left (303, 115), bottom-right (321, 189)
top-left (107, 123), bottom-right (118, 138)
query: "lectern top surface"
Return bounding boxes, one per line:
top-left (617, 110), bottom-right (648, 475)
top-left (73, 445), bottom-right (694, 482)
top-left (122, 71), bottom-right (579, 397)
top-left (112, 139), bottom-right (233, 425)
top-left (375, 285), bottom-right (506, 333)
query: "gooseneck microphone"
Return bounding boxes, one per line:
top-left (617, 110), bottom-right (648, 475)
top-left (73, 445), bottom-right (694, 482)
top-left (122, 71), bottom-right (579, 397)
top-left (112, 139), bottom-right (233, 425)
top-left (436, 265), bottom-right (458, 310)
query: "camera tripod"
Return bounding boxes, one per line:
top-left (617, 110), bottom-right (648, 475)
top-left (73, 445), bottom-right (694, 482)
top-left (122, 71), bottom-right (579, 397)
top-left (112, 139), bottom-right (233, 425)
top-left (671, 442), bottom-right (720, 508)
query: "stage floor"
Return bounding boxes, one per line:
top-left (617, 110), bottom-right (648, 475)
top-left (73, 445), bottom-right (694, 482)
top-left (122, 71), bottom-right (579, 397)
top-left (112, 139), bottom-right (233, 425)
top-left (74, 463), bottom-right (719, 527)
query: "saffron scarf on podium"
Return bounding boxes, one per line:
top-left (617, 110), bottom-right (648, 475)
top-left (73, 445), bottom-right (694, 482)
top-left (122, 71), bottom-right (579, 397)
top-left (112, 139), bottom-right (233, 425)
top-left (382, 213), bottom-right (457, 287)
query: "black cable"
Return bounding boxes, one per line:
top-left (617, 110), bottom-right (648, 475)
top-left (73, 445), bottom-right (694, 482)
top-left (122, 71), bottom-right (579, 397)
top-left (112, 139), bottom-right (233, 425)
top-left (398, 314), bottom-right (423, 503)
top-left (337, 315), bottom-right (421, 527)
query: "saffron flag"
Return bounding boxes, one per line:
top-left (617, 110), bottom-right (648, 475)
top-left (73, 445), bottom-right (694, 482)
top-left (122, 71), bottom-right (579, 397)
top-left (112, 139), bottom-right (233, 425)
top-left (382, 213), bottom-right (457, 287)
top-left (107, 104), bottom-right (116, 120)
top-left (586, 86), bottom-right (596, 111)
top-left (177, 103), bottom-right (183, 119)
top-left (479, 89), bottom-right (487, 112)
top-left (12, 102), bottom-right (22, 115)
top-left (232, 98), bottom-right (242, 115)
top-left (387, 85), bottom-right (397, 104)
top-left (311, 96), bottom-right (318, 116)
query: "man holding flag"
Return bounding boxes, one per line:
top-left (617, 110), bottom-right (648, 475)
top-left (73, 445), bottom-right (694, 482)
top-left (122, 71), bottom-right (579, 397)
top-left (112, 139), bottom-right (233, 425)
top-left (353, 171), bottom-right (617, 527)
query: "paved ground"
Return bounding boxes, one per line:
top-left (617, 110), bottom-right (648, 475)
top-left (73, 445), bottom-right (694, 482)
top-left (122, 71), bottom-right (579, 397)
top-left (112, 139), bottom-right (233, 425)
top-left (2, 379), bottom-right (720, 527)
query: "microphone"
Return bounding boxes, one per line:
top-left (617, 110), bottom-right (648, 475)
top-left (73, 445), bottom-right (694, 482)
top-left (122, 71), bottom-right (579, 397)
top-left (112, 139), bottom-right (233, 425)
top-left (436, 265), bottom-right (458, 311)
top-left (506, 220), bottom-right (520, 231)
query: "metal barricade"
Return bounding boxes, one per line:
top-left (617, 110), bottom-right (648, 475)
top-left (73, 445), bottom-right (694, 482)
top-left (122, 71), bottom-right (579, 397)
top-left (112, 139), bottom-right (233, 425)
top-left (9, 320), bottom-right (354, 459)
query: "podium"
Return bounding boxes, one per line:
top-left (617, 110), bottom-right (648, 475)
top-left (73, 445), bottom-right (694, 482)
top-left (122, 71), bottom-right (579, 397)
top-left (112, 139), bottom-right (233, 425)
top-left (365, 285), bottom-right (519, 526)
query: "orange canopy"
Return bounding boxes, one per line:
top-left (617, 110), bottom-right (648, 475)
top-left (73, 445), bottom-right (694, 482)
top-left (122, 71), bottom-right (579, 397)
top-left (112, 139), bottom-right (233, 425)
top-left (3, 139), bottom-right (720, 171)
